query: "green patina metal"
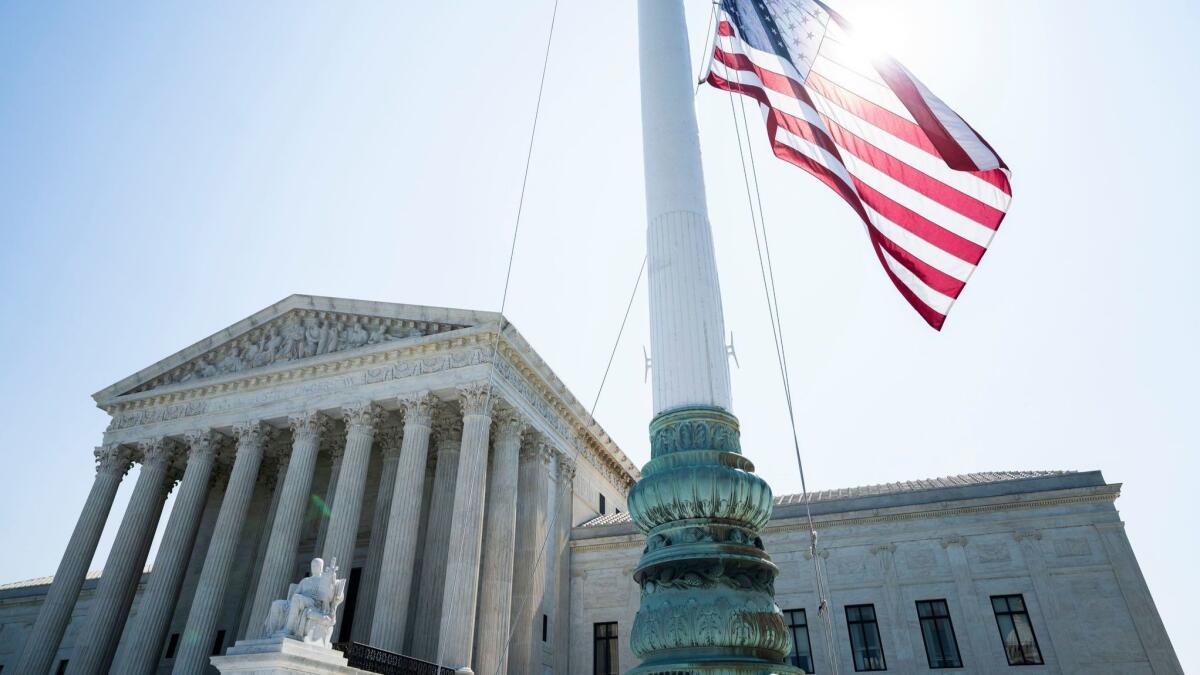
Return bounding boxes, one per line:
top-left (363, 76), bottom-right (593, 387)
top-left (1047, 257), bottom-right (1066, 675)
top-left (628, 406), bottom-right (804, 675)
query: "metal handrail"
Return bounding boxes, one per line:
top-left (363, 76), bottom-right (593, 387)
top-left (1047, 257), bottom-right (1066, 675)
top-left (333, 641), bottom-right (455, 675)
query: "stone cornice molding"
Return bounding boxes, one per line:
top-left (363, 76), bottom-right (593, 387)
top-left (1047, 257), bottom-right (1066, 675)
top-left (458, 382), bottom-right (495, 418)
top-left (493, 329), bottom-right (639, 492)
top-left (397, 391), bottom-right (436, 428)
top-left (572, 489), bottom-right (1121, 546)
top-left (94, 444), bottom-right (132, 478)
top-left (342, 402), bottom-right (384, 435)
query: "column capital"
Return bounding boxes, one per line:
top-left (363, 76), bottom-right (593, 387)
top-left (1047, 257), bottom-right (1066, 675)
top-left (556, 454), bottom-right (577, 486)
top-left (868, 543), bottom-right (897, 556)
top-left (520, 437), bottom-right (556, 467)
top-left (288, 411), bottom-right (329, 442)
top-left (183, 430), bottom-right (221, 461)
top-left (137, 438), bottom-right (175, 470)
top-left (398, 391), bottom-right (438, 428)
top-left (432, 406), bottom-right (464, 449)
top-left (492, 407), bottom-right (528, 444)
top-left (458, 382), bottom-right (495, 418)
top-left (232, 420), bottom-right (271, 449)
top-left (94, 444), bottom-right (132, 477)
top-left (342, 402), bottom-right (384, 434)
top-left (377, 418), bottom-right (404, 460)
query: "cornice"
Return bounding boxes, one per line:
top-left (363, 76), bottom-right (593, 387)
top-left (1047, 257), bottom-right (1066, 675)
top-left (493, 327), bottom-right (639, 492)
top-left (571, 488), bottom-right (1121, 550)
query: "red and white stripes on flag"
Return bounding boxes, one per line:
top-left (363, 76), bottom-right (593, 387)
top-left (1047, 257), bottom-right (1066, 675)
top-left (706, 0), bottom-right (1011, 330)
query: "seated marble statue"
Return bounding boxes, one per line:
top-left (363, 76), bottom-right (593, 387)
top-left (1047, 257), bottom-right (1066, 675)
top-left (263, 557), bottom-right (347, 647)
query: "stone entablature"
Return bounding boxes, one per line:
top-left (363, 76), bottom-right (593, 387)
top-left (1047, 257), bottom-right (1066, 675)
top-left (94, 295), bottom-right (638, 494)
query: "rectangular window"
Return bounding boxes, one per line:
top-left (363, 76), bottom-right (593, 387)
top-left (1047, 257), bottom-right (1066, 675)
top-left (991, 595), bottom-right (1044, 666)
top-left (916, 600), bottom-right (963, 669)
top-left (165, 632), bottom-right (180, 659)
top-left (542, 614), bottom-right (548, 642)
top-left (784, 608), bottom-right (814, 673)
top-left (593, 622), bottom-right (619, 675)
top-left (55, 661), bottom-right (68, 675)
top-left (211, 629), bottom-right (226, 657)
top-left (845, 604), bottom-right (886, 671)
top-left (599, 494), bottom-right (607, 515)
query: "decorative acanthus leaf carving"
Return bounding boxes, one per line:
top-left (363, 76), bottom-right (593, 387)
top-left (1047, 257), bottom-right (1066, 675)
top-left (288, 411), bottom-right (329, 443)
top-left (94, 444), bottom-right (132, 477)
top-left (341, 402), bottom-right (383, 436)
top-left (138, 437), bottom-right (175, 469)
top-left (458, 382), bottom-right (495, 418)
top-left (397, 391), bottom-right (437, 428)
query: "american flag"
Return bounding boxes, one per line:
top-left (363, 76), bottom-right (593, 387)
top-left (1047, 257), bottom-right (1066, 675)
top-left (707, 0), bottom-right (1011, 330)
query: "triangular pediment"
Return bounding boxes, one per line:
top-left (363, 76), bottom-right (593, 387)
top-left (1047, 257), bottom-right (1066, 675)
top-left (96, 295), bottom-right (495, 402)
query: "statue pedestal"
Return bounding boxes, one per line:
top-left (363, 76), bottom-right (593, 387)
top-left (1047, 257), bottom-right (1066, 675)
top-left (211, 636), bottom-right (362, 674)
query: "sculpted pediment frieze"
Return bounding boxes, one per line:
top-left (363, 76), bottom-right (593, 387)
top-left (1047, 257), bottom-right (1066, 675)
top-left (125, 309), bottom-right (467, 395)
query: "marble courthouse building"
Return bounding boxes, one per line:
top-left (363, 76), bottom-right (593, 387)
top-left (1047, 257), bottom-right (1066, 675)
top-left (0, 296), bottom-right (639, 675)
top-left (0, 296), bottom-right (1181, 674)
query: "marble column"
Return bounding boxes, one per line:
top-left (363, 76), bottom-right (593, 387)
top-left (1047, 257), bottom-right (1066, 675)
top-left (437, 383), bottom-right (495, 672)
top-left (237, 452), bottom-right (289, 639)
top-left (507, 439), bottom-right (552, 675)
top-left (13, 446), bottom-right (131, 675)
top-left (410, 407), bottom-right (463, 661)
top-left (369, 392), bottom-right (437, 652)
top-left (353, 415), bottom-right (403, 642)
top-left (313, 434), bottom-right (345, 559)
top-left (172, 421), bottom-right (269, 675)
top-left (405, 457), bottom-right (438, 651)
top-left (118, 431), bottom-right (219, 675)
top-left (552, 456), bottom-right (576, 674)
top-left (246, 412), bottom-right (328, 637)
top-left (322, 402), bottom-right (382, 584)
top-left (472, 408), bottom-right (526, 675)
top-left (69, 438), bottom-right (174, 675)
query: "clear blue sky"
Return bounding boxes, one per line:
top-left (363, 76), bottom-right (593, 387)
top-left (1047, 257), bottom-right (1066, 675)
top-left (1, 0), bottom-right (1196, 668)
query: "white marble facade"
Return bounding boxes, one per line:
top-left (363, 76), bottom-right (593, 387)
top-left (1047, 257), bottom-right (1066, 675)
top-left (0, 295), bottom-right (636, 675)
top-left (571, 471), bottom-right (1182, 675)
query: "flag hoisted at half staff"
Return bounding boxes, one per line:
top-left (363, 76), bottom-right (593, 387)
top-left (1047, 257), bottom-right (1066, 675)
top-left (707, 0), bottom-right (1011, 330)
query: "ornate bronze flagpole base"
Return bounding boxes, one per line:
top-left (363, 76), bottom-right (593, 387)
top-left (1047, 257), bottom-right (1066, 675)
top-left (627, 407), bottom-right (804, 674)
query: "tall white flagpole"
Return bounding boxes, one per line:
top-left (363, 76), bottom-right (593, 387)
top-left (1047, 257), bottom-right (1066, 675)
top-left (627, 1), bottom-right (801, 673)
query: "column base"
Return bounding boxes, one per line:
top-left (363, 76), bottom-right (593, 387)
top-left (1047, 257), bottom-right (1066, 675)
top-left (210, 636), bottom-right (360, 674)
